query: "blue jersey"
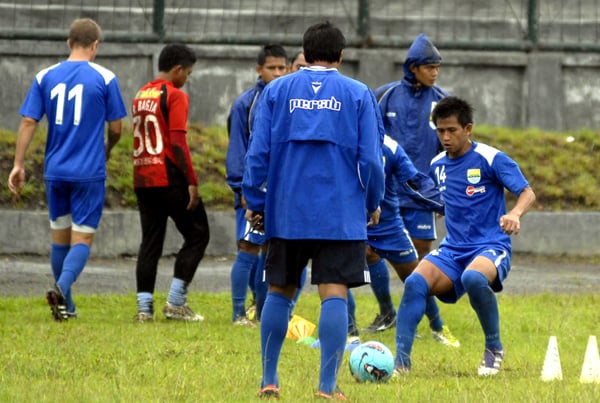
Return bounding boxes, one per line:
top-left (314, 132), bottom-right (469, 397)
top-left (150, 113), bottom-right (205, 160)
top-left (242, 66), bottom-right (385, 240)
top-left (430, 141), bottom-right (530, 252)
top-left (226, 79), bottom-right (266, 198)
top-left (368, 135), bottom-right (443, 250)
top-left (20, 61), bottom-right (127, 181)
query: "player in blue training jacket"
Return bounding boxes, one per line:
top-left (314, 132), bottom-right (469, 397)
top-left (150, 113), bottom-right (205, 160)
top-left (243, 21), bottom-right (384, 401)
top-left (226, 44), bottom-right (287, 326)
top-left (374, 33), bottom-right (449, 265)
top-left (394, 96), bottom-right (536, 377)
top-left (8, 18), bottom-right (127, 321)
top-left (362, 134), bottom-right (460, 346)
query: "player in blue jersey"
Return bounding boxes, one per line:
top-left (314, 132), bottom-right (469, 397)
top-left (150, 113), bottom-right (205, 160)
top-left (393, 96), bottom-right (536, 377)
top-left (363, 134), bottom-right (460, 346)
top-left (374, 33), bottom-right (449, 271)
top-left (226, 44), bottom-right (288, 326)
top-left (243, 21), bottom-right (384, 400)
top-left (8, 18), bottom-right (127, 321)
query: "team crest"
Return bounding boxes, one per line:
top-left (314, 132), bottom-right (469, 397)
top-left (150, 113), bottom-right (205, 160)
top-left (311, 81), bottom-right (322, 94)
top-left (467, 168), bottom-right (481, 184)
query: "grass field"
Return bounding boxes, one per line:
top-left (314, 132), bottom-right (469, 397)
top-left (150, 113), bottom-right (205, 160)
top-left (0, 291), bottom-right (598, 402)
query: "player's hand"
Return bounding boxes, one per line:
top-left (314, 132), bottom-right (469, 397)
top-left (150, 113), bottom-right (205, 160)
top-left (499, 213), bottom-right (520, 235)
top-left (8, 166), bottom-right (26, 195)
top-left (367, 206), bottom-right (381, 227)
top-left (187, 185), bottom-right (200, 211)
top-left (245, 209), bottom-right (264, 231)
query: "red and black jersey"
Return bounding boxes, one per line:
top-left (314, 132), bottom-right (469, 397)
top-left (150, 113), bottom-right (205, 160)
top-left (132, 79), bottom-right (197, 188)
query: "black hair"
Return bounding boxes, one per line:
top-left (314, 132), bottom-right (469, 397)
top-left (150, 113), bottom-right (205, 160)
top-left (290, 50), bottom-right (304, 64)
top-left (302, 21), bottom-right (345, 64)
top-left (431, 96), bottom-right (474, 127)
top-left (257, 43), bottom-right (287, 66)
top-left (158, 43), bottom-right (197, 72)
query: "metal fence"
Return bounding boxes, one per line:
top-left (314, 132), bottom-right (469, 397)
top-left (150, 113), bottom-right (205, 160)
top-left (0, 0), bottom-right (599, 51)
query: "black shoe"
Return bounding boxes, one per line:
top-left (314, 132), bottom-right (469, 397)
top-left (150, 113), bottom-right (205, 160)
top-left (46, 284), bottom-right (68, 322)
top-left (363, 311), bottom-right (396, 333)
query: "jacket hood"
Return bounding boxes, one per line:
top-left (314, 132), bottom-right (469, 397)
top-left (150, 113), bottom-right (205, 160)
top-left (403, 34), bottom-right (442, 83)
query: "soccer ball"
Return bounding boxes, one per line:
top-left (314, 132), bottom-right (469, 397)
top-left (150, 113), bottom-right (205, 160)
top-left (348, 341), bottom-right (395, 383)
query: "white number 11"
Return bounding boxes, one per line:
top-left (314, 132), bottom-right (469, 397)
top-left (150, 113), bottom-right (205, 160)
top-left (51, 83), bottom-right (83, 125)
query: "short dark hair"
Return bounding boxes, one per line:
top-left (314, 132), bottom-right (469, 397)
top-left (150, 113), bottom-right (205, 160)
top-left (302, 21), bottom-right (345, 64)
top-left (257, 43), bottom-right (287, 66)
top-left (431, 96), bottom-right (474, 127)
top-left (68, 18), bottom-right (101, 47)
top-left (158, 43), bottom-right (197, 72)
top-left (290, 50), bottom-right (304, 65)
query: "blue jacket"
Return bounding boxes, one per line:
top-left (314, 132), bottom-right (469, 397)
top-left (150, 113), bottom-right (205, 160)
top-left (226, 79), bottom-right (265, 207)
top-left (368, 135), bottom-right (443, 241)
top-left (374, 33), bottom-right (449, 210)
top-left (243, 67), bottom-right (385, 240)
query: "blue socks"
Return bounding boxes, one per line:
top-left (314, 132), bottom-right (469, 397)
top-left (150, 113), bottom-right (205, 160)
top-left (230, 251), bottom-right (258, 321)
top-left (56, 243), bottom-right (90, 309)
top-left (167, 277), bottom-right (188, 306)
top-left (260, 292), bottom-right (293, 388)
top-left (368, 259), bottom-right (395, 315)
top-left (347, 290), bottom-right (358, 336)
top-left (254, 252), bottom-right (268, 320)
top-left (51, 243), bottom-right (74, 312)
top-left (137, 292), bottom-right (154, 313)
top-left (462, 270), bottom-right (502, 351)
top-left (395, 272), bottom-right (429, 369)
top-left (425, 296), bottom-right (444, 331)
top-left (318, 297), bottom-right (347, 394)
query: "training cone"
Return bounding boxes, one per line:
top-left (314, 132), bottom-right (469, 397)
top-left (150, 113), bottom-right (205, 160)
top-left (541, 336), bottom-right (563, 381)
top-left (580, 335), bottom-right (600, 384)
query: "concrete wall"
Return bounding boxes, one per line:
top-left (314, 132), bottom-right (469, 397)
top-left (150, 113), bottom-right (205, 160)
top-left (2, 40), bottom-right (600, 133)
top-left (1, 210), bottom-right (598, 257)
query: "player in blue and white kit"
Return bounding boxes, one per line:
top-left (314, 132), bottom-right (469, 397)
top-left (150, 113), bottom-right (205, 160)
top-left (243, 21), bottom-right (384, 400)
top-left (394, 96), bottom-right (536, 377)
top-left (363, 134), bottom-right (460, 347)
top-left (226, 44), bottom-right (287, 325)
top-left (8, 18), bottom-right (127, 321)
top-left (374, 33), bottom-right (449, 264)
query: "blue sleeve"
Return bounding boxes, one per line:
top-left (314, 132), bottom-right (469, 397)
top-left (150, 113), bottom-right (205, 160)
top-left (226, 96), bottom-right (250, 192)
top-left (493, 152), bottom-right (530, 195)
top-left (19, 79), bottom-right (45, 121)
top-left (105, 77), bottom-right (127, 121)
top-left (398, 172), bottom-right (445, 215)
top-left (242, 91), bottom-right (271, 213)
top-left (358, 90), bottom-right (385, 213)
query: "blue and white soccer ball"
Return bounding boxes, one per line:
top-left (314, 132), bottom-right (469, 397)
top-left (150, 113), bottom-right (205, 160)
top-left (348, 341), bottom-right (395, 383)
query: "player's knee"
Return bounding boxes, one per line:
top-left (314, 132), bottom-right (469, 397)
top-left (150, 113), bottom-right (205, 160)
top-left (461, 270), bottom-right (488, 292)
top-left (403, 272), bottom-right (429, 300)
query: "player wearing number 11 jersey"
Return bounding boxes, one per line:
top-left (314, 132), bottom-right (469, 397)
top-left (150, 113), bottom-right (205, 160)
top-left (132, 43), bottom-right (210, 323)
top-left (9, 18), bottom-right (127, 321)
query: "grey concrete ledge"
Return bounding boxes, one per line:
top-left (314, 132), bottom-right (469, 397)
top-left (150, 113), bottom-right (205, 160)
top-left (0, 210), bottom-right (598, 257)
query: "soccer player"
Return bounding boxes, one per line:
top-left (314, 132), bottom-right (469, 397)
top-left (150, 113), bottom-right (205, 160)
top-left (8, 18), bottom-right (127, 321)
top-left (226, 44), bottom-right (287, 325)
top-left (363, 134), bottom-right (460, 347)
top-left (243, 21), bottom-right (384, 400)
top-left (132, 43), bottom-right (210, 323)
top-left (374, 33), bottom-right (449, 265)
top-left (394, 96), bottom-right (536, 376)
top-left (289, 50), bottom-right (308, 72)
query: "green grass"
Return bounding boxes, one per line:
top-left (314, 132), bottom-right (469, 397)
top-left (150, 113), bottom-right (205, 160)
top-left (1, 292), bottom-right (598, 402)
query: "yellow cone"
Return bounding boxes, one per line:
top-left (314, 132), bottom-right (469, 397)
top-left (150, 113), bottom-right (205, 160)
top-left (580, 335), bottom-right (600, 384)
top-left (541, 336), bottom-right (563, 381)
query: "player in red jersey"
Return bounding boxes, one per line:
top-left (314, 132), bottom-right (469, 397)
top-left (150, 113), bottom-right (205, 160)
top-left (132, 43), bottom-right (210, 322)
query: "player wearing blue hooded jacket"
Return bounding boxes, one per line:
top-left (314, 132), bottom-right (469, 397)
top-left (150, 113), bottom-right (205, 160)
top-left (226, 44), bottom-right (287, 325)
top-left (374, 33), bottom-right (449, 261)
top-left (243, 21), bottom-right (384, 400)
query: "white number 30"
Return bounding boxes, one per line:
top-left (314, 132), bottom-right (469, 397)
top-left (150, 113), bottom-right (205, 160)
top-left (132, 115), bottom-right (164, 157)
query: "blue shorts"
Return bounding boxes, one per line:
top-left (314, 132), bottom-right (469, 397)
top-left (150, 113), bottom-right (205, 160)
top-left (368, 228), bottom-right (417, 264)
top-left (46, 179), bottom-right (105, 232)
top-left (424, 245), bottom-right (511, 303)
top-left (400, 208), bottom-right (437, 241)
top-left (235, 206), bottom-right (266, 245)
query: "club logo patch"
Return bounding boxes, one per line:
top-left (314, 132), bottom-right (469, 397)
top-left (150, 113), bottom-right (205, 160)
top-left (467, 168), bottom-right (481, 184)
